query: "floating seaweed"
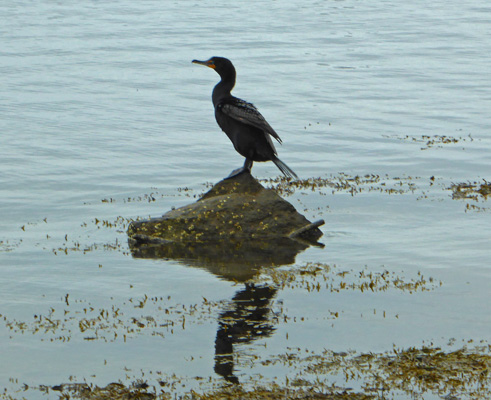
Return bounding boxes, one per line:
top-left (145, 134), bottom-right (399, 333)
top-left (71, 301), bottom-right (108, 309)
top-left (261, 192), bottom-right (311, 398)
top-left (450, 180), bottom-right (491, 201)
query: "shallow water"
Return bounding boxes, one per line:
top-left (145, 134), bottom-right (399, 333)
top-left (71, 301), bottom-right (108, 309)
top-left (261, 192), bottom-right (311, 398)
top-left (1, 0), bottom-right (490, 398)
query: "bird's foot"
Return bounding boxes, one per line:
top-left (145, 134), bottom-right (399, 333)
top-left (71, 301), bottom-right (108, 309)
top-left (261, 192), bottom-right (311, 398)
top-left (224, 166), bottom-right (250, 180)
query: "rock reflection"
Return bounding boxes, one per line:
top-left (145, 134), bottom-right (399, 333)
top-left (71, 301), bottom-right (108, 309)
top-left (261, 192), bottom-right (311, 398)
top-left (129, 237), bottom-right (316, 282)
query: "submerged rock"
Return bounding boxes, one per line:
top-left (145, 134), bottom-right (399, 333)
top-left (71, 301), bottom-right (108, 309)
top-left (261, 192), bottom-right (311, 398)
top-left (128, 172), bottom-right (323, 245)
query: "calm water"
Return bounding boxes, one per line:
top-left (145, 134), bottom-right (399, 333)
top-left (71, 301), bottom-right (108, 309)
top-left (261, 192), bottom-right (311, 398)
top-left (1, 0), bottom-right (490, 398)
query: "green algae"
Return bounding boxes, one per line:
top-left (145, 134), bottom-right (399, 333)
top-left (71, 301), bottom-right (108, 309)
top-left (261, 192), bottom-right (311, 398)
top-left (386, 133), bottom-right (476, 150)
top-left (450, 180), bottom-right (491, 201)
top-left (249, 262), bottom-right (441, 294)
top-left (263, 173), bottom-right (419, 197)
top-left (449, 180), bottom-right (490, 212)
top-left (0, 263), bottom-right (440, 344)
top-left (2, 344), bottom-right (489, 399)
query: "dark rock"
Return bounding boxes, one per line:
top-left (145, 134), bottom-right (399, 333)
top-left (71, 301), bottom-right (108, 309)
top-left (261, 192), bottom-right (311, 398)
top-left (128, 172), bottom-right (323, 244)
top-left (127, 173), bottom-right (324, 280)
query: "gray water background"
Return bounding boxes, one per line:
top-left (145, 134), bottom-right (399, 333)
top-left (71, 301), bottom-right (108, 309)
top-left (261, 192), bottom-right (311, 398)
top-left (1, 0), bottom-right (490, 398)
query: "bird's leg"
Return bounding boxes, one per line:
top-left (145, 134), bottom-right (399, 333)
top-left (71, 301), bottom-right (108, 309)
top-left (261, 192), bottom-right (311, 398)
top-left (225, 158), bottom-right (253, 179)
top-left (243, 158), bottom-right (253, 172)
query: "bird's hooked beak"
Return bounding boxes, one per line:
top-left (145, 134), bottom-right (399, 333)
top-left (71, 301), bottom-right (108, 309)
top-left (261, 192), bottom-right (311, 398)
top-left (192, 58), bottom-right (216, 69)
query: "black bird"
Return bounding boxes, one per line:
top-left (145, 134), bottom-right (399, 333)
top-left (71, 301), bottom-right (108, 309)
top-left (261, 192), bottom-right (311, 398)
top-left (192, 57), bottom-right (298, 179)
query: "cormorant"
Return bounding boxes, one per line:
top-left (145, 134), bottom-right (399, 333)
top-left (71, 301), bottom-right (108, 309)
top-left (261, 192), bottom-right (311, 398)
top-left (192, 57), bottom-right (298, 179)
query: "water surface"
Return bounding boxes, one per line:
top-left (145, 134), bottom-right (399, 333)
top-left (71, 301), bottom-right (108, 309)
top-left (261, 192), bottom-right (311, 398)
top-left (1, 1), bottom-right (490, 398)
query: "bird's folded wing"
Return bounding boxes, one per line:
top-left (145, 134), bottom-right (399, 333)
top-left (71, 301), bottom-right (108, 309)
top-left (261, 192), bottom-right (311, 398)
top-left (219, 98), bottom-right (283, 144)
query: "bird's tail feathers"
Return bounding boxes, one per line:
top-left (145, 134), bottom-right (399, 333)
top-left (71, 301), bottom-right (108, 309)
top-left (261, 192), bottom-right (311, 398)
top-left (273, 157), bottom-right (298, 179)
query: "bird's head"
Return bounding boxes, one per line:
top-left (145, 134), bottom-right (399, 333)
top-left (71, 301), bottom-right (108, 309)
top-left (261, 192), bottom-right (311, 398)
top-left (192, 57), bottom-right (236, 79)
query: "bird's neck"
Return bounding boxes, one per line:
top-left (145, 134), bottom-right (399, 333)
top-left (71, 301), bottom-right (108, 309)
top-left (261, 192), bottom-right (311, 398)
top-left (212, 72), bottom-right (236, 107)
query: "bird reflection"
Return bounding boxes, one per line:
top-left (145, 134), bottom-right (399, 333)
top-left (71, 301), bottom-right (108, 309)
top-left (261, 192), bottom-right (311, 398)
top-left (128, 229), bottom-right (321, 384)
top-left (214, 283), bottom-right (277, 384)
